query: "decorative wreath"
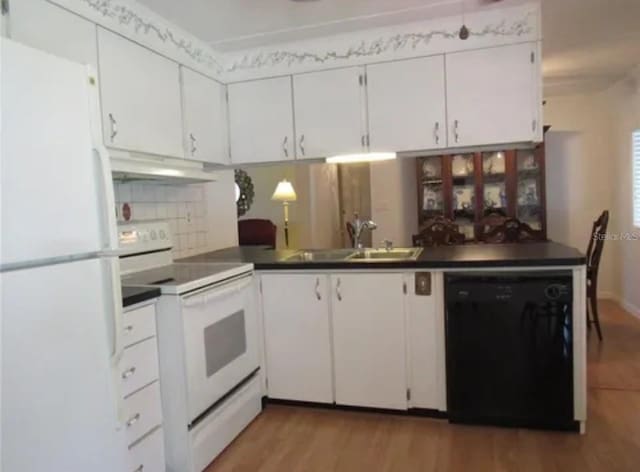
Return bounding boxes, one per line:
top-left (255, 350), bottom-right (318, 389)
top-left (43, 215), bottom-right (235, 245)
top-left (235, 169), bottom-right (254, 217)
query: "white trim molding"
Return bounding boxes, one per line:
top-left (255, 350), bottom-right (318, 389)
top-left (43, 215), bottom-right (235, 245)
top-left (223, 3), bottom-right (540, 82)
top-left (48, 0), bottom-right (225, 78)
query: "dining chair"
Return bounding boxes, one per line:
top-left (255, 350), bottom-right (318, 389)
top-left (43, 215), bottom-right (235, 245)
top-left (480, 217), bottom-right (546, 244)
top-left (585, 210), bottom-right (609, 341)
top-left (412, 216), bottom-right (466, 247)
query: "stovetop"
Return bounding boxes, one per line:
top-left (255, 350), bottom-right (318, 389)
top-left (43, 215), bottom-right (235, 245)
top-left (121, 262), bottom-right (253, 295)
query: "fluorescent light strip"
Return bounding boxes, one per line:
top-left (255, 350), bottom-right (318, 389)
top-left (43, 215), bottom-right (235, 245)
top-left (326, 152), bottom-right (397, 164)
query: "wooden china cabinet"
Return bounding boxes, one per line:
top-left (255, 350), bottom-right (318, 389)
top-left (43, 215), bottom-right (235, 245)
top-left (416, 140), bottom-right (547, 242)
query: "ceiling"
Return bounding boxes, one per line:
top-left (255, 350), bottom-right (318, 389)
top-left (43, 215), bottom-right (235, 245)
top-left (137, 0), bottom-right (526, 51)
top-left (138, 0), bottom-right (640, 96)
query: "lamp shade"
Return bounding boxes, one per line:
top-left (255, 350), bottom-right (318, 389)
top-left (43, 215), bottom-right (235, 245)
top-left (271, 179), bottom-right (297, 202)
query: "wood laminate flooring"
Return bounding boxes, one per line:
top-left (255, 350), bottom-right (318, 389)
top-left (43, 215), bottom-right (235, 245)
top-left (206, 300), bottom-right (640, 472)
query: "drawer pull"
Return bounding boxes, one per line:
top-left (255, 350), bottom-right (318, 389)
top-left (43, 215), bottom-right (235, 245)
top-left (133, 465), bottom-right (144, 472)
top-left (121, 367), bottom-right (136, 379)
top-left (126, 413), bottom-right (141, 428)
top-left (124, 325), bottom-right (134, 333)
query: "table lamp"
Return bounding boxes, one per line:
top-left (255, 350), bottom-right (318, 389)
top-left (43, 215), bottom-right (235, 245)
top-left (271, 179), bottom-right (297, 247)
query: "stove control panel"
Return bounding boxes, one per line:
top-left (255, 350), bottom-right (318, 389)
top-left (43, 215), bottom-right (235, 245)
top-left (117, 220), bottom-right (172, 255)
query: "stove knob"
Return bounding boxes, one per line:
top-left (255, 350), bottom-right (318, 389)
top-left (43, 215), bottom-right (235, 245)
top-left (150, 230), bottom-right (157, 240)
top-left (159, 230), bottom-right (167, 240)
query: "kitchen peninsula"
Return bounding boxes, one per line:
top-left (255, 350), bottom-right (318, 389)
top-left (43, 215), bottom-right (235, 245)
top-left (182, 242), bottom-right (587, 432)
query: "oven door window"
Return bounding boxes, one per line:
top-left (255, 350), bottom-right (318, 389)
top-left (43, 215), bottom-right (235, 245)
top-left (204, 310), bottom-right (247, 377)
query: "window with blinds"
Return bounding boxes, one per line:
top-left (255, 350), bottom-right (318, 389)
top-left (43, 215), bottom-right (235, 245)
top-left (634, 130), bottom-right (640, 228)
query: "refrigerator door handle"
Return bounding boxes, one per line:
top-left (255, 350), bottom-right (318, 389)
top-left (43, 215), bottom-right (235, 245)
top-left (95, 145), bottom-right (119, 252)
top-left (106, 256), bottom-right (126, 426)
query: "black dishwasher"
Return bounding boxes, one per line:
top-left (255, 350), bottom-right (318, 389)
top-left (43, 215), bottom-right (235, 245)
top-left (445, 271), bottom-right (576, 430)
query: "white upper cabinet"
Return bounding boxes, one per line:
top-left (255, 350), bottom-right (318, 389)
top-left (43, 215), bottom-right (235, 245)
top-left (445, 42), bottom-right (539, 147)
top-left (97, 27), bottom-right (184, 158)
top-left (331, 273), bottom-right (407, 410)
top-left (367, 56), bottom-right (447, 152)
top-left (293, 67), bottom-right (366, 160)
top-left (261, 274), bottom-right (333, 404)
top-left (181, 67), bottom-right (228, 165)
top-left (228, 77), bottom-right (295, 164)
top-left (9, 0), bottom-right (97, 68)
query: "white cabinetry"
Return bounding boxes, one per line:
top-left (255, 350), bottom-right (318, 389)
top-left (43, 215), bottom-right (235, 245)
top-left (261, 274), bottom-right (333, 403)
top-left (446, 42), bottom-right (540, 147)
top-left (330, 273), bottom-right (407, 410)
top-left (366, 56), bottom-right (446, 152)
top-left (228, 77), bottom-right (295, 164)
top-left (293, 67), bottom-right (366, 159)
top-left (181, 67), bottom-right (228, 164)
top-left (121, 301), bottom-right (165, 472)
top-left (97, 27), bottom-right (184, 158)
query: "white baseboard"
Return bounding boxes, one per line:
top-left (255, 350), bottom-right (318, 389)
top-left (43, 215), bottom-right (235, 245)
top-left (598, 291), bottom-right (640, 319)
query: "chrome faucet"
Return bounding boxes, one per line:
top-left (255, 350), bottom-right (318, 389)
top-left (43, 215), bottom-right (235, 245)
top-left (350, 212), bottom-right (377, 249)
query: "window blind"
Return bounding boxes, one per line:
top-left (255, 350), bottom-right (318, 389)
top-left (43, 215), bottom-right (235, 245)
top-left (634, 130), bottom-right (640, 228)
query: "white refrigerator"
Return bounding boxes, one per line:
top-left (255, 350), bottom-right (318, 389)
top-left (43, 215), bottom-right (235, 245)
top-left (1, 39), bottom-right (128, 471)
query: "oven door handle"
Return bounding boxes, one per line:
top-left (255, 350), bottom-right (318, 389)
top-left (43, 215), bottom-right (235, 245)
top-left (181, 276), bottom-right (253, 305)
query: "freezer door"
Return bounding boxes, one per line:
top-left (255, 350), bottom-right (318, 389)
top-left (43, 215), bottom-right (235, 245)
top-left (1, 39), bottom-right (113, 266)
top-left (1, 258), bottom-right (128, 471)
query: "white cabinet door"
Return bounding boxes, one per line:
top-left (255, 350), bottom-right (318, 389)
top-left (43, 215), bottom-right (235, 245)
top-left (446, 42), bottom-right (538, 147)
top-left (181, 67), bottom-right (228, 164)
top-left (293, 67), bottom-right (365, 159)
top-left (9, 0), bottom-right (97, 67)
top-left (228, 77), bottom-right (294, 164)
top-left (97, 27), bottom-right (184, 158)
top-left (367, 56), bottom-right (446, 152)
top-left (261, 274), bottom-right (333, 403)
top-left (331, 273), bottom-right (407, 409)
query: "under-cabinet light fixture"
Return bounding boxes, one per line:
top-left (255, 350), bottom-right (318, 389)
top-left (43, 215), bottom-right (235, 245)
top-left (325, 152), bottom-right (397, 164)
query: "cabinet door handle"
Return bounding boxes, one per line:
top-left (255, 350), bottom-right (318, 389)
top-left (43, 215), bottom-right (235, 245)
top-left (126, 413), bottom-right (141, 428)
top-left (189, 133), bottom-right (197, 155)
top-left (282, 136), bottom-right (289, 158)
top-left (315, 277), bottom-right (322, 301)
top-left (121, 366), bottom-right (136, 379)
top-left (299, 134), bottom-right (305, 156)
top-left (336, 278), bottom-right (342, 301)
top-left (108, 113), bottom-right (118, 142)
top-left (453, 120), bottom-right (459, 143)
top-left (434, 121), bottom-right (440, 145)
top-left (133, 465), bottom-right (144, 472)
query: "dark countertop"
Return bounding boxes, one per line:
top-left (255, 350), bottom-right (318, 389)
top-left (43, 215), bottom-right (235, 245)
top-left (179, 242), bottom-right (586, 270)
top-left (122, 286), bottom-right (161, 308)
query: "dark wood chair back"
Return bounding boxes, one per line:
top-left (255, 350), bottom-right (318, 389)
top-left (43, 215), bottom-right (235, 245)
top-left (480, 217), bottom-right (545, 243)
top-left (238, 219), bottom-right (277, 248)
top-left (346, 222), bottom-right (355, 247)
top-left (586, 210), bottom-right (609, 281)
top-left (412, 216), bottom-right (466, 247)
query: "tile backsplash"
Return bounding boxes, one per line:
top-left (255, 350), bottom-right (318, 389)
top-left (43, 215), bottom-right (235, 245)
top-left (113, 182), bottom-right (208, 259)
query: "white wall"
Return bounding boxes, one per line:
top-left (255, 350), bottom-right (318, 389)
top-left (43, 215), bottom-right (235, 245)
top-left (370, 158), bottom-right (419, 247)
top-left (544, 66), bottom-right (640, 315)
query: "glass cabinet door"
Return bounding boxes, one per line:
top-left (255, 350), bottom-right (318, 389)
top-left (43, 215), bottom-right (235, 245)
top-left (482, 151), bottom-right (507, 217)
top-left (451, 154), bottom-right (475, 240)
top-left (419, 156), bottom-right (445, 222)
top-left (516, 149), bottom-right (543, 230)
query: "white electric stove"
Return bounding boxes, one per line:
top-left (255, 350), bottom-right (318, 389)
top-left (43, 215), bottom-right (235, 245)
top-left (118, 221), bottom-right (262, 472)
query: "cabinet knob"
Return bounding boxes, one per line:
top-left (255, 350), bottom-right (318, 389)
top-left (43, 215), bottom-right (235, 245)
top-left (453, 120), bottom-right (459, 143)
top-left (299, 134), bottom-right (305, 156)
top-left (126, 413), bottom-right (141, 428)
top-left (121, 366), bottom-right (136, 379)
top-left (189, 133), bottom-right (197, 155)
top-left (315, 277), bottom-right (322, 301)
top-left (282, 136), bottom-right (289, 158)
top-left (434, 122), bottom-right (440, 145)
top-left (336, 278), bottom-right (342, 302)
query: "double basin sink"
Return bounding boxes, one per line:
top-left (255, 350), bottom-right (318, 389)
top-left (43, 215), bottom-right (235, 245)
top-left (284, 247), bottom-right (423, 263)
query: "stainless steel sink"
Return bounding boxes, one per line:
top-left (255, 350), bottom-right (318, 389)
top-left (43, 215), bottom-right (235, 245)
top-left (283, 249), bottom-right (356, 262)
top-left (347, 248), bottom-right (423, 261)
top-left (283, 248), bottom-right (422, 263)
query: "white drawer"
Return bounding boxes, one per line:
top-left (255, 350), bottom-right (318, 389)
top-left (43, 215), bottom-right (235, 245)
top-left (120, 338), bottom-right (159, 397)
top-left (123, 303), bottom-right (157, 348)
top-left (128, 426), bottom-right (165, 472)
top-left (124, 381), bottom-right (163, 446)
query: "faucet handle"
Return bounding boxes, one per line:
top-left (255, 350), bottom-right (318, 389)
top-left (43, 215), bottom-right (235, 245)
top-left (382, 239), bottom-right (393, 250)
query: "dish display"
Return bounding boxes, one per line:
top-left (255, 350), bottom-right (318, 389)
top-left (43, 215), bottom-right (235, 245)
top-left (484, 183), bottom-right (506, 209)
top-left (452, 155), bottom-right (474, 177)
top-left (483, 152), bottom-right (506, 175)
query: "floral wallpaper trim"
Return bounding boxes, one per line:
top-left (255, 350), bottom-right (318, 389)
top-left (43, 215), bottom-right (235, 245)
top-left (226, 11), bottom-right (536, 73)
top-left (73, 0), bottom-right (224, 73)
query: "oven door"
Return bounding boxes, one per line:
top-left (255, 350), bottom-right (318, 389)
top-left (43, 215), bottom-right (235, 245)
top-left (180, 274), bottom-right (258, 424)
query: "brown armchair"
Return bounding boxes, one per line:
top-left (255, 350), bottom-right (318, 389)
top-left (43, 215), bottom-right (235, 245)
top-left (238, 219), bottom-right (277, 248)
top-left (412, 216), bottom-right (466, 247)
